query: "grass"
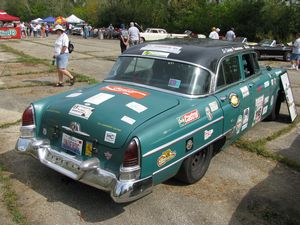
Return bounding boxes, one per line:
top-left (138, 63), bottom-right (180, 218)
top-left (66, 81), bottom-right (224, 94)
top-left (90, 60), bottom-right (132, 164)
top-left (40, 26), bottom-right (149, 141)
top-left (235, 117), bottom-right (300, 172)
top-left (0, 165), bottom-right (29, 225)
top-left (0, 119), bottom-right (21, 129)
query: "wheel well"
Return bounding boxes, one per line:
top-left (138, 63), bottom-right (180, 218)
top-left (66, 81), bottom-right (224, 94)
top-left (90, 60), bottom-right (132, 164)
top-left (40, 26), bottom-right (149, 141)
top-left (212, 137), bottom-right (226, 156)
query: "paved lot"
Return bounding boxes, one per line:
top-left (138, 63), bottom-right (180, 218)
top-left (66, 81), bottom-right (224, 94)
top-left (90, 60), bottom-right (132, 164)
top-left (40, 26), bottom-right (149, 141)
top-left (0, 36), bottom-right (300, 225)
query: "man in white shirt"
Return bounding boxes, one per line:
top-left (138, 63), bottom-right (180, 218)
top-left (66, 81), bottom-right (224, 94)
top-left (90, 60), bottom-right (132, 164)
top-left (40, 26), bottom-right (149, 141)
top-left (209, 27), bottom-right (220, 40)
top-left (289, 33), bottom-right (300, 71)
top-left (225, 28), bottom-right (236, 41)
top-left (128, 22), bottom-right (140, 46)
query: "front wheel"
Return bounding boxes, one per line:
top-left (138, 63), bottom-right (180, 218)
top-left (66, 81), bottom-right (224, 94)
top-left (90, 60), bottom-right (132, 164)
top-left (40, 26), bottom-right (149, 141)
top-left (175, 146), bottom-right (213, 184)
top-left (265, 92), bottom-right (282, 121)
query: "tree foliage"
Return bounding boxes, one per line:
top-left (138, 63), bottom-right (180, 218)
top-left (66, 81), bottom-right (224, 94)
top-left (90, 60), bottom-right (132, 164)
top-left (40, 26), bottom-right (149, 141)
top-left (1, 0), bottom-right (299, 41)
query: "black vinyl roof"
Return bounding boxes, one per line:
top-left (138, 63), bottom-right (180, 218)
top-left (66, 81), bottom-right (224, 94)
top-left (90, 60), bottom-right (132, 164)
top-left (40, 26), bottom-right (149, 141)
top-left (123, 39), bottom-right (251, 73)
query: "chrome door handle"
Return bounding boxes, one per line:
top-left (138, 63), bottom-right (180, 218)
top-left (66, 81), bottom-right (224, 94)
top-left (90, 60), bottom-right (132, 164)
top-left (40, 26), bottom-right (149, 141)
top-left (248, 83), bottom-right (254, 88)
top-left (220, 96), bottom-right (227, 102)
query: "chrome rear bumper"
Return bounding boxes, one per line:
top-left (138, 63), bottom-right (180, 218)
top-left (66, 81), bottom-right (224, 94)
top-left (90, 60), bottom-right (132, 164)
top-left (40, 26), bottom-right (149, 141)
top-left (16, 137), bottom-right (153, 203)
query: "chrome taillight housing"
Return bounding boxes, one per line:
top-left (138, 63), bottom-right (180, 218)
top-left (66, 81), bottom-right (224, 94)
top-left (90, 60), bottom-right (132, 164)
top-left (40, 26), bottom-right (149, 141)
top-left (120, 138), bottom-right (141, 181)
top-left (20, 105), bottom-right (35, 138)
top-left (22, 105), bottom-right (35, 126)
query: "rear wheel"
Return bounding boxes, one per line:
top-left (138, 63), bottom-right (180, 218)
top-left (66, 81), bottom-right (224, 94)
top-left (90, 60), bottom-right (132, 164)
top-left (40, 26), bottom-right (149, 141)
top-left (175, 146), bottom-right (213, 184)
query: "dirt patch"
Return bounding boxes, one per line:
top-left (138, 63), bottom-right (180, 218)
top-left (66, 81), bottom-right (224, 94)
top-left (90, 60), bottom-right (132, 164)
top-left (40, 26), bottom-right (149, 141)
top-left (0, 62), bottom-right (50, 76)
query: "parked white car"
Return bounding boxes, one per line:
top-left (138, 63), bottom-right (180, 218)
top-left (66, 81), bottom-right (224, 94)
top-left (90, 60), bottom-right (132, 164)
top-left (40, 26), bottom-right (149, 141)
top-left (140, 28), bottom-right (188, 42)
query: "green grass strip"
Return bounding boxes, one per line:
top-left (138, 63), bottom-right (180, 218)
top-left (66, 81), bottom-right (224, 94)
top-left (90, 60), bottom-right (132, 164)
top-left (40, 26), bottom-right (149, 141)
top-left (235, 117), bottom-right (300, 172)
top-left (0, 119), bottom-right (21, 129)
top-left (0, 165), bottom-right (29, 225)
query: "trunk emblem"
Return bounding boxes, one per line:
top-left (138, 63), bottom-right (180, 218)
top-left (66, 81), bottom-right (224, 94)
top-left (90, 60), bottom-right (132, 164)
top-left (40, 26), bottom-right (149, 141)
top-left (70, 122), bottom-right (81, 132)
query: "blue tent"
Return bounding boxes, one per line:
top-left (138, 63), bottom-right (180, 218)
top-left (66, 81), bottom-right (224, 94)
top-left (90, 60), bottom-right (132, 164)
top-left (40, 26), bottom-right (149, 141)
top-left (42, 16), bottom-right (55, 23)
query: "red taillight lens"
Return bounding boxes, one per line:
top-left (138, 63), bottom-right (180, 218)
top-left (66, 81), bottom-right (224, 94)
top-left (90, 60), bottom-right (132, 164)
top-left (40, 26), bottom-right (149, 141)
top-left (22, 105), bottom-right (34, 126)
top-left (123, 139), bottom-right (139, 167)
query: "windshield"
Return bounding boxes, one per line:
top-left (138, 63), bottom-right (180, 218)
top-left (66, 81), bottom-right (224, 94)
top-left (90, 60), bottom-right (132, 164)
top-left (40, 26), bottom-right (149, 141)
top-left (106, 57), bottom-right (211, 95)
top-left (259, 39), bottom-right (274, 46)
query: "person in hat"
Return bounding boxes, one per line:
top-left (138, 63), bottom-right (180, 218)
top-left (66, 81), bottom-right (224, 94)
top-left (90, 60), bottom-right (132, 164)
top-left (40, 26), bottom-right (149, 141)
top-left (53, 24), bottom-right (75, 87)
top-left (209, 27), bottom-right (220, 40)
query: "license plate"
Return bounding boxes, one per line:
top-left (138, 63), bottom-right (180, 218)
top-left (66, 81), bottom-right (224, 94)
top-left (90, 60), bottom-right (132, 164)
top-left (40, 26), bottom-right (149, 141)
top-left (61, 133), bottom-right (83, 155)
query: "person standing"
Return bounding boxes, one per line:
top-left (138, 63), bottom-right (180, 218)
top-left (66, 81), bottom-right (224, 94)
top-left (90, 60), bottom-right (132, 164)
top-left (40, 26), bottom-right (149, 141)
top-left (128, 22), bottom-right (140, 46)
top-left (289, 33), bottom-right (300, 71)
top-left (120, 25), bottom-right (129, 53)
top-left (209, 27), bottom-right (220, 40)
top-left (53, 25), bottom-right (75, 87)
top-left (83, 24), bottom-right (88, 39)
top-left (45, 23), bottom-right (49, 37)
top-left (225, 27), bottom-right (236, 41)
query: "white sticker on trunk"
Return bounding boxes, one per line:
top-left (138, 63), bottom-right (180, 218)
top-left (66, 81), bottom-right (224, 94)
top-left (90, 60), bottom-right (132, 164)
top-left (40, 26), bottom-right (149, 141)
top-left (66, 93), bottom-right (82, 98)
top-left (209, 101), bottom-right (219, 112)
top-left (126, 102), bottom-right (148, 113)
top-left (121, 116), bottom-right (136, 125)
top-left (84, 93), bottom-right (114, 105)
top-left (240, 86), bottom-right (249, 98)
top-left (104, 131), bottom-right (117, 144)
top-left (204, 129), bottom-right (214, 140)
top-left (69, 104), bottom-right (94, 120)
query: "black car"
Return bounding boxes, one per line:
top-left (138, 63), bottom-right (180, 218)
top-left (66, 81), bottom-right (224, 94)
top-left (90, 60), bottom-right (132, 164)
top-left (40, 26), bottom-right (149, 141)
top-left (252, 39), bottom-right (292, 61)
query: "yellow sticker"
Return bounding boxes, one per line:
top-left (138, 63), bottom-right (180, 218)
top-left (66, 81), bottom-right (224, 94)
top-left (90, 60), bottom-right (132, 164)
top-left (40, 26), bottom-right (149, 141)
top-left (157, 149), bottom-right (176, 167)
top-left (85, 142), bottom-right (93, 156)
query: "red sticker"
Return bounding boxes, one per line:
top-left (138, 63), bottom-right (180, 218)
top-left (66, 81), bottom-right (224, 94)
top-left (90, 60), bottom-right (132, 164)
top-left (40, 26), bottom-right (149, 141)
top-left (0, 27), bottom-right (21, 39)
top-left (101, 85), bottom-right (149, 99)
top-left (257, 85), bottom-right (263, 92)
top-left (177, 109), bottom-right (200, 127)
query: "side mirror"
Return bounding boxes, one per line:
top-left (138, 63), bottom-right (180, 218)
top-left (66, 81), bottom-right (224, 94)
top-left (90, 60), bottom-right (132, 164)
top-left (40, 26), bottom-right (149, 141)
top-left (266, 66), bottom-right (272, 71)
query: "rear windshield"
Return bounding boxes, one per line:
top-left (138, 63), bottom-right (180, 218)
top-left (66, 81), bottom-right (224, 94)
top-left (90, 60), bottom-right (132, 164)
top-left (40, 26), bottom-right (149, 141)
top-left (106, 56), bottom-right (211, 95)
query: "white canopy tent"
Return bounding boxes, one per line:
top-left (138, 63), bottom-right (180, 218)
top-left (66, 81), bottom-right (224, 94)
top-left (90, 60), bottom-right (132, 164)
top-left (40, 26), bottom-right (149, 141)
top-left (31, 18), bottom-right (43, 23)
top-left (66, 14), bottom-right (84, 24)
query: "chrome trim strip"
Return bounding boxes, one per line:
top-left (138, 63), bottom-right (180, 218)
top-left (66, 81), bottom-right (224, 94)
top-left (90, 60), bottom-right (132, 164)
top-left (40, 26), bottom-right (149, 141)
top-left (61, 126), bottom-right (90, 137)
top-left (153, 133), bottom-right (224, 175)
top-left (142, 116), bottom-right (224, 157)
top-left (104, 80), bottom-right (212, 99)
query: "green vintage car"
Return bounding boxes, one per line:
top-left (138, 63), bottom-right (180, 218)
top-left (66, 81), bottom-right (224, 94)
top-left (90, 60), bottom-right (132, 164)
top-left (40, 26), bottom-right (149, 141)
top-left (16, 39), bottom-right (292, 203)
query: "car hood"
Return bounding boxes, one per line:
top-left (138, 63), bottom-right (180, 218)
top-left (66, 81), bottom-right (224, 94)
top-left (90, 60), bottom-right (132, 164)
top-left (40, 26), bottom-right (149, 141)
top-left (40, 82), bottom-right (179, 149)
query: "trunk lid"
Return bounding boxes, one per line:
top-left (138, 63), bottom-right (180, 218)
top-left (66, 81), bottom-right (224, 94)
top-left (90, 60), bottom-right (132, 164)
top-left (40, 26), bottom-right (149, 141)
top-left (40, 83), bottom-right (179, 152)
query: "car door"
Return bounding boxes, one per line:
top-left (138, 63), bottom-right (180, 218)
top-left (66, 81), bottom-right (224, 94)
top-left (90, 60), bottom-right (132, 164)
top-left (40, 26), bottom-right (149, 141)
top-left (242, 53), bottom-right (273, 126)
top-left (214, 54), bottom-right (253, 143)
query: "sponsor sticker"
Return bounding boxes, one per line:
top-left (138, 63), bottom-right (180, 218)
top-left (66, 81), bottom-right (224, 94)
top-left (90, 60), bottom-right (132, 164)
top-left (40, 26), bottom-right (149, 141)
top-left (168, 78), bottom-right (181, 88)
top-left (121, 115), bottom-right (136, 125)
top-left (69, 104), bottom-right (94, 120)
top-left (157, 149), bottom-right (176, 167)
top-left (177, 109), bottom-right (200, 127)
top-left (104, 131), bottom-right (117, 144)
top-left (229, 93), bottom-right (239, 108)
top-left (262, 106), bottom-right (268, 115)
top-left (241, 123), bottom-right (248, 131)
top-left (66, 92), bottom-right (82, 98)
top-left (85, 142), bottom-right (93, 157)
top-left (236, 115), bottom-right (243, 134)
top-left (126, 102), bottom-right (148, 113)
top-left (264, 81), bottom-right (270, 88)
top-left (101, 85), bottom-right (149, 99)
top-left (257, 85), bottom-right (263, 92)
top-left (240, 86), bottom-right (249, 98)
top-left (270, 95), bottom-right (274, 106)
top-left (243, 108), bottom-right (249, 125)
top-left (104, 151), bottom-right (112, 160)
top-left (84, 93), bottom-right (114, 105)
top-left (186, 138), bottom-right (193, 151)
top-left (264, 96), bottom-right (269, 105)
top-left (253, 95), bottom-right (264, 125)
top-left (205, 106), bottom-right (213, 120)
top-left (209, 101), bottom-right (219, 112)
top-left (142, 51), bottom-right (169, 57)
top-left (204, 129), bottom-right (214, 140)
top-left (141, 44), bottom-right (182, 54)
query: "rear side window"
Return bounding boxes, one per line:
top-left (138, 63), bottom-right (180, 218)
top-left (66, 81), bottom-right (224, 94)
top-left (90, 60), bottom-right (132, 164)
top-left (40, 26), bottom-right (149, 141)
top-left (242, 53), bottom-right (260, 78)
top-left (217, 56), bottom-right (241, 89)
